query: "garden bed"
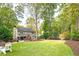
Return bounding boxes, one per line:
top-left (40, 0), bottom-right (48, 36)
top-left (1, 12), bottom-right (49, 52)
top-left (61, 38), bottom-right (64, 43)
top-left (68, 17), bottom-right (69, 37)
top-left (65, 40), bottom-right (79, 56)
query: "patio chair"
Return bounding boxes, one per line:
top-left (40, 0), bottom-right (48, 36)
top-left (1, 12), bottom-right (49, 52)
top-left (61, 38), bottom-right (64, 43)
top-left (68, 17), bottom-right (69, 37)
top-left (0, 42), bottom-right (12, 54)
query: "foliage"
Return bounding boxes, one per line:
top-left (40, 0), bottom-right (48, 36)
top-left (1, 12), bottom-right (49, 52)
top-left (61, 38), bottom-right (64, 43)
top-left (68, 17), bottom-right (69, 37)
top-left (0, 6), bottom-right (19, 41)
top-left (26, 16), bottom-right (36, 31)
top-left (15, 3), bottom-right (25, 18)
top-left (59, 32), bottom-right (70, 40)
top-left (71, 31), bottom-right (79, 41)
top-left (27, 3), bottom-right (43, 39)
top-left (0, 3), bottom-right (26, 41)
top-left (51, 19), bottom-right (61, 38)
top-left (0, 26), bottom-right (12, 42)
top-left (43, 32), bottom-right (49, 39)
top-left (0, 3), bottom-right (25, 18)
top-left (0, 3), bottom-right (79, 41)
top-left (40, 4), bottom-right (58, 39)
top-left (52, 4), bottom-right (79, 40)
top-left (0, 7), bottom-right (19, 29)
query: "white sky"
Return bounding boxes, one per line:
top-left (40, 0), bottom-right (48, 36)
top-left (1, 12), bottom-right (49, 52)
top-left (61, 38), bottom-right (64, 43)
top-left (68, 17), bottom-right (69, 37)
top-left (18, 8), bottom-right (30, 27)
top-left (13, 3), bottom-right (30, 27)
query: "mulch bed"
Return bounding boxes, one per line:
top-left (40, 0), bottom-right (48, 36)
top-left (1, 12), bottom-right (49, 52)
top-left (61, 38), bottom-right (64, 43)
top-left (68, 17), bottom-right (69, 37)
top-left (65, 40), bottom-right (79, 56)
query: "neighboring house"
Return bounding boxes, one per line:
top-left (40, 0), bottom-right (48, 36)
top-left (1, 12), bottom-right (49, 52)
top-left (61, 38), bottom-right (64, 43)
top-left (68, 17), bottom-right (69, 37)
top-left (13, 27), bottom-right (36, 40)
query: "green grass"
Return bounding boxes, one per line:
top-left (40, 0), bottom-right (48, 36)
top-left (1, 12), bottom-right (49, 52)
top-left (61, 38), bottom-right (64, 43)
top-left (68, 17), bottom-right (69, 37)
top-left (0, 40), bottom-right (73, 56)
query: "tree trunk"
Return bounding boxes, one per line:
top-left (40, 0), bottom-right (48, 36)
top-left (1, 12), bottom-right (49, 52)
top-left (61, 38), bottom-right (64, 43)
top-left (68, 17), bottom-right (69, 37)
top-left (35, 6), bottom-right (38, 40)
top-left (35, 16), bottom-right (38, 40)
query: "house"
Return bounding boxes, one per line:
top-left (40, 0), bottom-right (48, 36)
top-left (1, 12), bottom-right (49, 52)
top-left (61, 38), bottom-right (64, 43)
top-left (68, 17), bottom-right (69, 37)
top-left (13, 27), bottom-right (36, 41)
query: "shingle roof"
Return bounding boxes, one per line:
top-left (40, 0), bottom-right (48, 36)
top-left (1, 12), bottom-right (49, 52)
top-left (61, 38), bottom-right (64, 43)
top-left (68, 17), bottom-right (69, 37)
top-left (17, 27), bottom-right (34, 32)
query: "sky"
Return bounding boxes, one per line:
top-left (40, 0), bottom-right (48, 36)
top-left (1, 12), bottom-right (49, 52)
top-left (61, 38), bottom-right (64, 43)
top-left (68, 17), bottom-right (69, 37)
top-left (18, 7), bottom-right (31, 27)
top-left (13, 3), bottom-right (31, 27)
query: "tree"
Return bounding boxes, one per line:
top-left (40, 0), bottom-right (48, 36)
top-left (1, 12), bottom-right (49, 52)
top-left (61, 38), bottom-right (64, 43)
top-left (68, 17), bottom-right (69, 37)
top-left (0, 6), bottom-right (19, 41)
top-left (0, 3), bottom-right (25, 18)
top-left (56, 3), bottom-right (79, 40)
top-left (40, 3), bottom-right (57, 39)
top-left (26, 16), bottom-right (36, 31)
top-left (27, 3), bottom-right (43, 39)
top-left (0, 7), bottom-right (19, 29)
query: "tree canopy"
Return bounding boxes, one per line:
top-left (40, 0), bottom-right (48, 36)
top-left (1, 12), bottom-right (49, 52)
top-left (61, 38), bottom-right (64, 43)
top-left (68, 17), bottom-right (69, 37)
top-left (0, 3), bottom-right (79, 41)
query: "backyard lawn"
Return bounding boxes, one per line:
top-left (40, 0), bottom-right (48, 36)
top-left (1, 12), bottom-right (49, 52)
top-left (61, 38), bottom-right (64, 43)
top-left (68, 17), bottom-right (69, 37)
top-left (0, 40), bottom-right (73, 56)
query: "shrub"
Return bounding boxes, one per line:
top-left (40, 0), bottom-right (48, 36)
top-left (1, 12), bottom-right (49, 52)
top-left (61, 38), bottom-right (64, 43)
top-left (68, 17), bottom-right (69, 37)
top-left (0, 26), bottom-right (12, 42)
top-left (64, 32), bottom-right (71, 40)
top-left (43, 32), bottom-right (49, 39)
top-left (71, 31), bottom-right (79, 41)
top-left (38, 35), bottom-right (44, 39)
top-left (40, 32), bottom-right (49, 39)
top-left (52, 31), bottom-right (59, 38)
top-left (59, 33), bottom-right (65, 40)
top-left (59, 31), bottom-right (70, 40)
top-left (60, 31), bottom-right (79, 41)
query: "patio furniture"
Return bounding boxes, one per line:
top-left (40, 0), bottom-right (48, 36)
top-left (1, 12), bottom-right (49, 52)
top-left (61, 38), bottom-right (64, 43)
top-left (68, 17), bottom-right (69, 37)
top-left (0, 42), bottom-right (12, 54)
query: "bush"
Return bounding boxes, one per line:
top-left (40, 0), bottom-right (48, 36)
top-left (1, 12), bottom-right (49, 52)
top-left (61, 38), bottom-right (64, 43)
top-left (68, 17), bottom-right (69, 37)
top-left (59, 31), bottom-right (71, 40)
top-left (64, 32), bottom-right (71, 40)
top-left (52, 31), bottom-right (59, 38)
top-left (38, 35), bottom-right (44, 39)
top-left (0, 26), bottom-right (12, 42)
top-left (59, 31), bottom-right (79, 41)
top-left (71, 31), bottom-right (79, 41)
top-left (43, 32), bottom-right (49, 39)
top-left (39, 32), bottom-right (49, 39)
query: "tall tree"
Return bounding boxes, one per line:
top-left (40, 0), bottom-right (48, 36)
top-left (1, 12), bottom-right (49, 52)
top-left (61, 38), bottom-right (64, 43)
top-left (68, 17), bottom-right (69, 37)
top-left (0, 7), bottom-right (19, 29)
top-left (40, 3), bottom-right (57, 39)
top-left (0, 3), bottom-right (25, 41)
top-left (0, 6), bottom-right (19, 41)
top-left (27, 3), bottom-right (42, 39)
top-left (57, 3), bottom-right (79, 40)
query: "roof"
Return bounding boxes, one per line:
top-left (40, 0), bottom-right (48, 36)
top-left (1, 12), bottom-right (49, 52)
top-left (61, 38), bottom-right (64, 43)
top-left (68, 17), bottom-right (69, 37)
top-left (17, 27), bottom-right (34, 32)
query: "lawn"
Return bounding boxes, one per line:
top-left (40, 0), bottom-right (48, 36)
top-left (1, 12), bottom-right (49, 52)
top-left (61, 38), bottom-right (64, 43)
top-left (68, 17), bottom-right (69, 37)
top-left (0, 40), bottom-right (73, 56)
